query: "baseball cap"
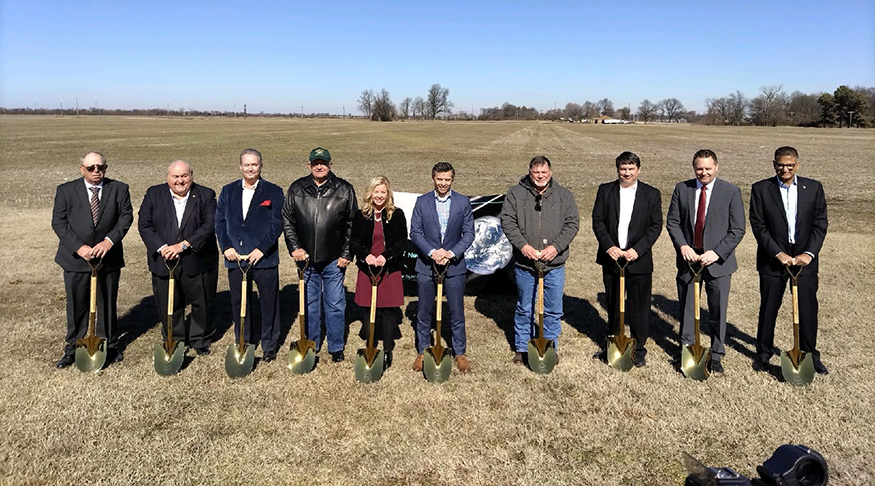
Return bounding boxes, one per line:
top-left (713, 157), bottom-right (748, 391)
top-left (309, 147), bottom-right (331, 163)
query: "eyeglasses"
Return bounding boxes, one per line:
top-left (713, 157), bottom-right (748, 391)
top-left (82, 164), bottom-right (107, 173)
top-left (534, 194), bottom-right (542, 211)
top-left (774, 163), bottom-right (797, 171)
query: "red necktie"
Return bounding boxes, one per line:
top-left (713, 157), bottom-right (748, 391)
top-left (694, 185), bottom-right (706, 249)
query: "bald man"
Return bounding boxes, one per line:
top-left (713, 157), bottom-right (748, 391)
top-left (138, 161), bottom-right (219, 355)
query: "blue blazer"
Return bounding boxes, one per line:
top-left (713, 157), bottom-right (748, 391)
top-left (410, 190), bottom-right (475, 277)
top-left (215, 179), bottom-right (285, 269)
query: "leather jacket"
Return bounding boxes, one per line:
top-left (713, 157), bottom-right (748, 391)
top-left (282, 172), bottom-right (358, 263)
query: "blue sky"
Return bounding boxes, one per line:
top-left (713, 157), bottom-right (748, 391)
top-left (1, 1), bottom-right (872, 114)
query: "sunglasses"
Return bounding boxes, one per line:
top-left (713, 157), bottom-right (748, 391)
top-left (82, 164), bottom-right (107, 173)
top-left (535, 194), bottom-right (542, 211)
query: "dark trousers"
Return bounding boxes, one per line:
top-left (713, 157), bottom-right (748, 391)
top-left (63, 268), bottom-right (120, 355)
top-left (361, 307), bottom-right (402, 352)
top-left (228, 266), bottom-right (281, 354)
top-left (151, 266), bottom-right (217, 349)
top-left (677, 272), bottom-right (731, 360)
top-left (416, 272), bottom-right (466, 355)
top-left (756, 271), bottom-right (819, 358)
top-left (602, 267), bottom-right (651, 357)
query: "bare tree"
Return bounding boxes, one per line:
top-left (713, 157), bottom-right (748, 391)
top-left (658, 98), bottom-right (685, 123)
top-left (637, 99), bottom-right (658, 123)
top-left (786, 91), bottom-right (820, 126)
top-left (426, 83), bottom-right (453, 119)
top-left (582, 101), bottom-right (599, 120)
top-left (399, 97), bottom-right (411, 120)
top-left (728, 90), bottom-right (748, 125)
top-left (371, 89), bottom-right (396, 121)
top-left (596, 98), bottom-right (614, 116)
top-left (750, 85), bottom-right (785, 126)
top-left (412, 96), bottom-right (425, 120)
top-left (564, 102), bottom-right (582, 121)
top-left (358, 89), bottom-right (375, 118)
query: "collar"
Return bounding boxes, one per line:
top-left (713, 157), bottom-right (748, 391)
top-left (84, 180), bottom-right (104, 190)
top-left (169, 186), bottom-right (190, 201)
top-left (434, 190), bottom-right (452, 202)
top-left (696, 178), bottom-right (716, 191)
top-left (776, 175), bottom-right (797, 189)
top-left (619, 181), bottom-right (638, 191)
top-left (242, 178), bottom-right (260, 190)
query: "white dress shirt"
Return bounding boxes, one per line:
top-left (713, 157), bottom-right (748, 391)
top-left (170, 188), bottom-right (189, 228)
top-left (617, 181), bottom-right (637, 249)
top-left (777, 175), bottom-right (798, 244)
top-left (694, 178), bottom-right (716, 224)
top-left (242, 179), bottom-right (259, 219)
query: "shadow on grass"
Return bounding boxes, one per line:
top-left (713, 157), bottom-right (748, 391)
top-left (474, 293), bottom-right (518, 352)
top-left (116, 296), bottom-right (158, 351)
top-left (563, 294), bottom-right (608, 349)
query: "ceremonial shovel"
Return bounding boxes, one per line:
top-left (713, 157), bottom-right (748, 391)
top-left (681, 261), bottom-right (711, 381)
top-left (354, 265), bottom-right (385, 384)
top-left (527, 261), bottom-right (558, 374)
top-left (780, 264), bottom-right (815, 386)
top-left (288, 257), bottom-right (316, 374)
top-left (422, 263), bottom-right (452, 383)
top-left (153, 257), bottom-right (184, 376)
top-left (607, 258), bottom-right (635, 371)
top-left (75, 258), bottom-right (107, 373)
top-left (224, 255), bottom-right (256, 378)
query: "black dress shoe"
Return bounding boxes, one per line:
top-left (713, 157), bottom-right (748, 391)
top-left (262, 353), bottom-right (276, 363)
top-left (330, 351), bottom-right (344, 362)
top-left (710, 360), bottom-right (724, 373)
top-left (752, 356), bottom-right (769, 372)
top-left (195, 347), bottom-right (211, 356)
top-left (633, 353), bottom-right (646, 368)
top-left (813, 358), bottom-right (829, 375)
top-left (383, 350), bottom-right (393, 369)
top-left (592, 350), bottom-right (607, 362)
top-left (55, 355), bottom-right (74, 369)
top-left (110, 349), bottom-right (124, 363)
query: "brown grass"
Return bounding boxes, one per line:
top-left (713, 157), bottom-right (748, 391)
top-left (0, 116), bottom-right (873, 485)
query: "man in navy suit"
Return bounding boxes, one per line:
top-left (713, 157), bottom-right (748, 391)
top-left (666, 149), bottom-right (745, 373)
top-left (410, 162), bottom-right (475, 373)
top-left (51, 151), bottom-right (133, 368)
top-left (749, 146), bottom-right (828, 374)
top-left (138, 160), bottom-right (218, 355)
top-left (592, 151), bottom-right (662, 367)
top-left (216, 149), bottom-right (285, 362)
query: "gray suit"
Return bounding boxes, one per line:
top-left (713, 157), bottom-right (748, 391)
top-left (666, 178), bottom-right (745, 360)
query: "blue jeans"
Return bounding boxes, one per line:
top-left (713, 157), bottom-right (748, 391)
top-left (514, 265), bottom-right (565, 352)
top-left (304, 259), bottom-right (347, 354)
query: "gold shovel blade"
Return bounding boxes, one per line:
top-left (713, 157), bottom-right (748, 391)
top-left (287, 340), bottom-right (316, 374)
top-left (423, 348), bottom-right (452, 383)
top-left (607, 336), bottom-right (635, 372)
top-left (681, 344), bottom-right (711, 381)
top-left (74, 340), bottom-right (107, 373)
top-left (354, 349), bottom-right (384, 384)
top-left (780, 350), bottom-right (815, 386)
top-left (153, 341), bottom-right (185, 376)
top-left (224, 343), bottom-right (255, 378)
top-left (527, 339), bottom-right (558, 375)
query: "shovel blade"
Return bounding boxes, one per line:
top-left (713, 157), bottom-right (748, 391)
top-left (288, 341), bottom-right (316, 374)
top-left (607, 336), bottom-right (635, 372)
top-left (527, 339), bottom-right (558, 375)
top-left (354, 349), bottom-right (384, 384)
top-left (74, 341), bottom-right (106, 373)
top-left (224, 343), bottom-right (255, 378)
top-left (153, 342), bottom-right (185, 376)
top-left (681, 344), bottom-right (711, 381)
top-left (780, 350), bottom-right (815, 386)
top-left (423, 348), bottom-right (453, 383)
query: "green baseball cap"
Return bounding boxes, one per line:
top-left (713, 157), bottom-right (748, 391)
top-left (309, 147), bottom-right (331, 163)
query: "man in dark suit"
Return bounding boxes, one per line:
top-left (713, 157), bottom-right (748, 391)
top-left (51, 151), bottom-right (133, 368)
top-left (410, 162), bottom-right (475, 373)
top-left (138, 160), bottom-right (218, 355)
top-left (749, 146), bottom-right (828, 374)
top-left (215, 148), bottom-right (285, 362)
top-left (666, 149), bottom-right (745, 373)
top-left (592, 151), bottom-right (663, 367)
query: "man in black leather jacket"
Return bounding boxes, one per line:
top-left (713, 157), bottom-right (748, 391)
top-left (283, 147), bottom-right (358, 362)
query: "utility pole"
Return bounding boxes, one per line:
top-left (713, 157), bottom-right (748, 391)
top-left (848, 111), bottom-right (855, 128)
top-left (60, 102), bottom-right (63, 116)
top-left (76, 98), bottom-right (79, 117)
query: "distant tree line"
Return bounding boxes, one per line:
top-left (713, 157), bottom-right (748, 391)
top-left (0, 107), bottom-right (343, 118)
top-left (358, 84), bottom-right (453, 121)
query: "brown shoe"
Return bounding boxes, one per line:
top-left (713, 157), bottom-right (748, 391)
top-left (412, 353), bottom-right (424, 372)
top-left (512, 352), bottom-right (524, 365)
top-left (455, 354), bottom-right (471, 373)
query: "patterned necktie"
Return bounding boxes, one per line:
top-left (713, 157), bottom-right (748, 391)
top-left (90, 187), bottom-right (100, 225)
top-left (694, 185), bottom-right (706, 249)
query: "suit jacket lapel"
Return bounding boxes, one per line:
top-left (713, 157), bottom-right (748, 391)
top-left (179, 185), bottom-right (198, 231)
top-left (687, 180), bottom-right (697, 231)
top-left (767, 177), bottom-right (789, 228)
top-left (244, 181), bottom-right (264, 223)
top-left (610, 182), bottom-right (620, 240)
top-left (95, 180), bottom-right (110, 227)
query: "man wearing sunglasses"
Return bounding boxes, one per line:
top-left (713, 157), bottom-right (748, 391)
top-left (501, 155), bottom-right (580, 365)
top-left (749, 146), bottom-right (828, 374)
top-left (51, 152), bottom-right (133, 368)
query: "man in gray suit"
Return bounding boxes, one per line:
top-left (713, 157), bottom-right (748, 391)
top-left (666, 149), bottom-right (745, 373)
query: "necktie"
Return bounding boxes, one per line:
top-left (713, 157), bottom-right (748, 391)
top-left (90, 187), bottom-right (100, 225)
top-left (694, 185), bottom-right (706, 249)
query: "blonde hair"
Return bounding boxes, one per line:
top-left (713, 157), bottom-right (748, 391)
top-left (361, 175), bottom-right (396, 220)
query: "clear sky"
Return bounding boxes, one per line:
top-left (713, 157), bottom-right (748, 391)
top-left (1, 1), bottom-right (873, 115)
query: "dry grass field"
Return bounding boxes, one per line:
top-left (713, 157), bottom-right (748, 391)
top-left (1, 116), bottom-right (873, 485)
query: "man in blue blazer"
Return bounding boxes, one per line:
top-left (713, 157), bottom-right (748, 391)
top-left (51, 152), bottom-right (133, 367)
top-left (215, 149), bottom-right (285, 362)
top-left (749, 146), bottom-right (828, 374)
top-left (138, 160), bottom-right (218, 355)
top-left (410, 162), bottom-right (475, 373)
top-left (666, 149), bottom-right (746, 373)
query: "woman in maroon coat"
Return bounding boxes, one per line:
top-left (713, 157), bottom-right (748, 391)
top-left (350, 176), bottom-right (407, 368)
